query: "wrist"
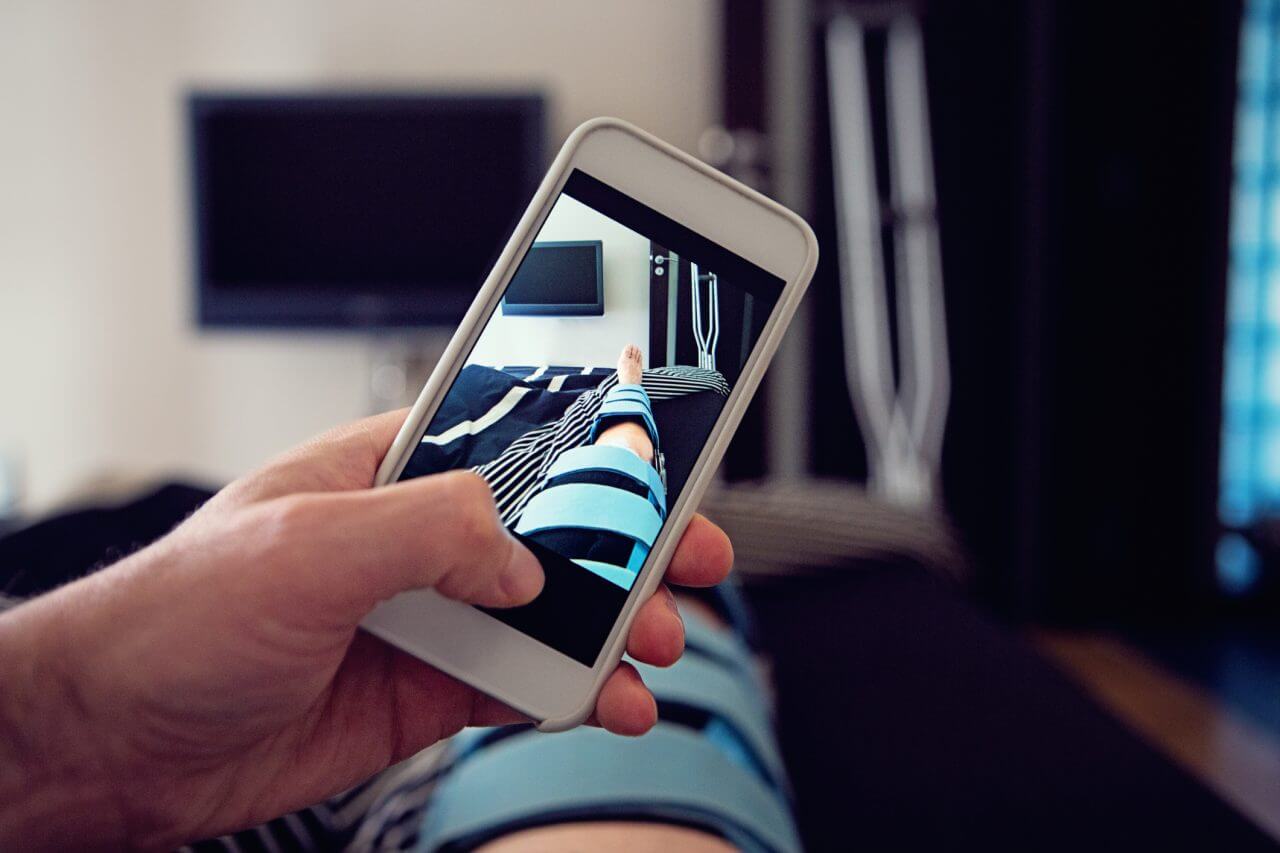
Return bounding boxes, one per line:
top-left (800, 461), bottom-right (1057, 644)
top-left (0, 587), bottom-right (132, 850)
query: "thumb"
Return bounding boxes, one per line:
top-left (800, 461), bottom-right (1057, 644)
top-left (262, 470), bottom-right (545, 614)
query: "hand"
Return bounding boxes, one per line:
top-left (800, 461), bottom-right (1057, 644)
top-left (0, 410), bottom-right (733, 850)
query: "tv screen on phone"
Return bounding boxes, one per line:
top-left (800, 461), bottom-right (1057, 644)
top-left (396, 169), bottom-right (784, 666)
top-left (502, 241), bottom-right (604, 316)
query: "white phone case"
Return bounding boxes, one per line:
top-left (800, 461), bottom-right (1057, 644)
top-left (362, 117), bottom-right (818, 731)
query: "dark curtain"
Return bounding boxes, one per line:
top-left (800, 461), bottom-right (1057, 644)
top-left (804, 1), bottom-right (1242, 623)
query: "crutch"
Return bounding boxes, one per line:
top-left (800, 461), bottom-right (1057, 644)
top-left (826, 9), bottom-right (951, 508)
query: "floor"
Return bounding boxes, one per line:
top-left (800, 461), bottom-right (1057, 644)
top-left (1036, 631), bottom-right (1280, 843)
top-left (1132, 624), bottom-right (1280, 738)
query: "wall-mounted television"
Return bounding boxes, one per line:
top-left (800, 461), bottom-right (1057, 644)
top-left (501, 240), bottom-right (604, 316)
top-left (189, 92), bottom-right (545, 329)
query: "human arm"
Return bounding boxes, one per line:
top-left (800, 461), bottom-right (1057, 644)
top-left (0, 410), bottom-right (731, 850)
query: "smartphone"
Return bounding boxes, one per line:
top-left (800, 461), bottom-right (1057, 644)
top-left (361, 118), bottom-right (817, 731)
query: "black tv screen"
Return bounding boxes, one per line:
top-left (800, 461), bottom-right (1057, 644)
top-left (190, 92), bottom-right (545, 328)
top-left (502, 241), bottom-right (604, 316)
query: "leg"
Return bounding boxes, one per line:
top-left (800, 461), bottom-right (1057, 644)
top-left (514, 346), bottom-right (666, 590)
top-left (395, 586), bottom-right (798, 853)
top-left (476, 594), bottom-right (748, 853)
top-left (592, 421), bottom-right (654, 464)
top-left (476, 821), bottom-right (737, 853)
top-left (593, 344), bottom-right (654, 464)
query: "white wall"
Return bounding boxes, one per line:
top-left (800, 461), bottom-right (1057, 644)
top-left (0, 0), bottom-right (717, 510)
top-left (467, 196), bottom-right (649, 368)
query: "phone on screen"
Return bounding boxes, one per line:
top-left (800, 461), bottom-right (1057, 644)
top-left (361, 118), bottom-right (817, 731)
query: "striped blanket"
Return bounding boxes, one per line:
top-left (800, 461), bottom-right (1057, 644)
top-left (400, 365), bottom-right (729, 525)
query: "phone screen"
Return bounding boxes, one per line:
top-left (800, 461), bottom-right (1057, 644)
top-left (397, 169), bottom-right (783, 666)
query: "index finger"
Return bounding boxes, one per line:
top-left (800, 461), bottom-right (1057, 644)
top-left (662, 514), bottom-right (732, 588)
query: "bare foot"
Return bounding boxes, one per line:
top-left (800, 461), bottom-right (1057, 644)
top-left (617, 343), bottom-right (644, 385)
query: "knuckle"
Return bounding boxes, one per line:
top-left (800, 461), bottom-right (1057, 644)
top-left (443, 472), bottom-right (501, 550)
top-left (259, 494), bottom-right (324, 552)
top-left (444, 469), bottom-right (491, 503)
top-left (458, 507), bottom-right (503, 556)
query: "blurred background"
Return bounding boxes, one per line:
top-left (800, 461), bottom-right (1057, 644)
top-left (2, 0), bottom-right (1279, 849)
top-left (0, 0), bottom-right (717, 510)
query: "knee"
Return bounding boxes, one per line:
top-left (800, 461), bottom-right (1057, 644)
top-left (596, 422), bottom-right (654, 464)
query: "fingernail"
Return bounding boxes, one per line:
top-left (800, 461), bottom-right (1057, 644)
top-left (501, 538), bottom-right (545, 604)
top-left (664, 586), bottom-right (683, 621)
